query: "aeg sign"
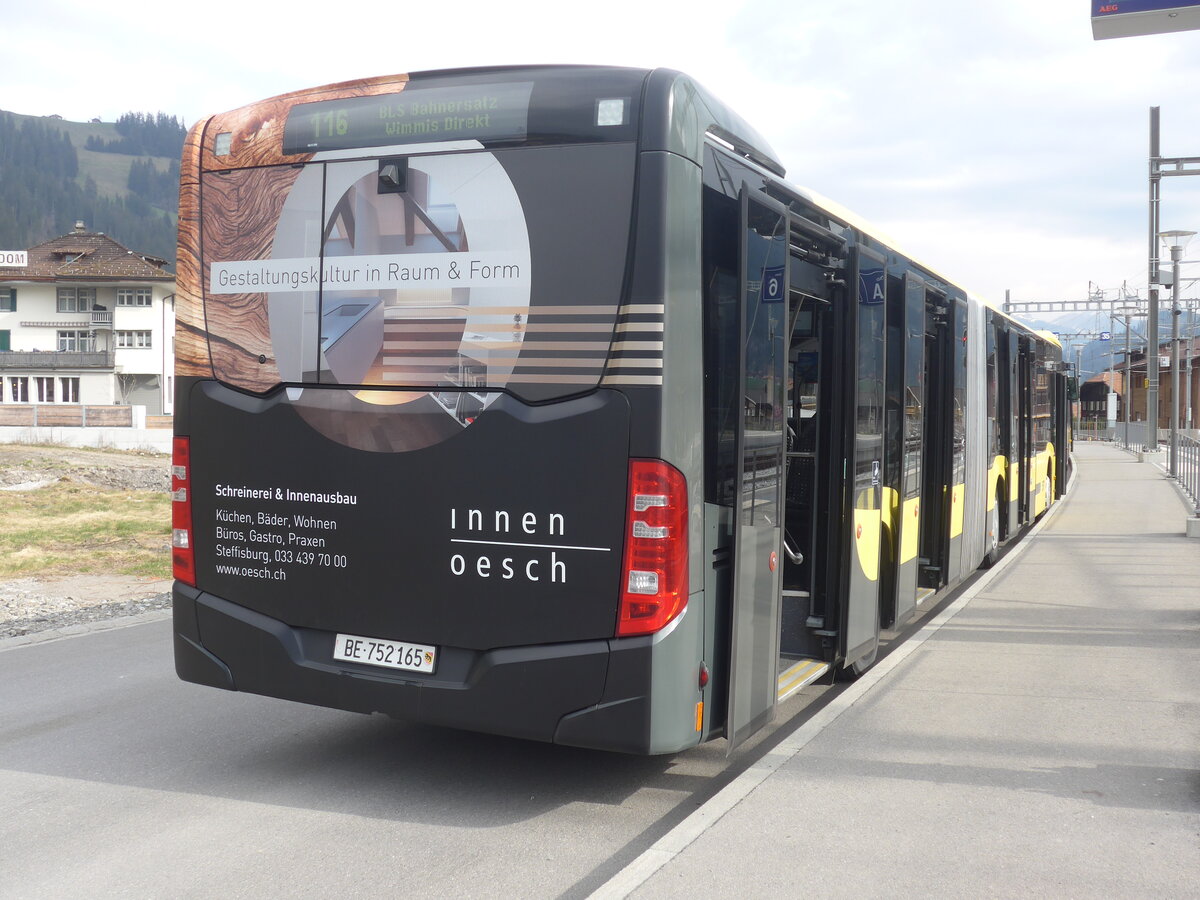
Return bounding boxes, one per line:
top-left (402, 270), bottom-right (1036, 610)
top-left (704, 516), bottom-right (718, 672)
top-left (1093, 0), bottom-right (1200, 39)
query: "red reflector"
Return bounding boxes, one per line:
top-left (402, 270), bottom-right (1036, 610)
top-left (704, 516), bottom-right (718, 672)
top-left (172, 436), bottom-right (196, 586)
top-left (617, 459), bottom-right (688, 637)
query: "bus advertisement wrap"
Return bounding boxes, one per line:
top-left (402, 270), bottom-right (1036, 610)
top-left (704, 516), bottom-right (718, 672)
top-left (197, 140), bottom-right (639, 414)
top-left (187, 382), bottom-right (631, 651)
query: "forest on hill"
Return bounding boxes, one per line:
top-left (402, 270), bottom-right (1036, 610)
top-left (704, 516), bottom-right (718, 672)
top-left (0, 110), bottom-right (185, 266)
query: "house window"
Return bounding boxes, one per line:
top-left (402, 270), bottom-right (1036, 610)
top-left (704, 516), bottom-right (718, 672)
top-left (115, 330), bottom-right (152, 348)
top-left (0, 288), bottom-right (15, 312)
top-left (58, 330), bottom-right (95, 351)
top-left (10, 377), bottom-right (29, 402)
top-left (34, 376), bottom-right (55, 403)
top-left (117, 287), bottom-right (153, 307)
top-left (59, 377), bottom-right (80, 403)
top-left (57, 287), bottom-right (96, 313)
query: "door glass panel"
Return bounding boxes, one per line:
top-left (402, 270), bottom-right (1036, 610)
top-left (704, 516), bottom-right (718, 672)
top-left (726, 191), bottom-right (787, 754)
top-left (740, 200), bottom-right (788, 527)
top-left (855, 260), bottom-right (885, 515)
top-left (952, 301), bottom-right (968, 489)
top-left (843, 251), bottom-right (885, 658)
top-left (903, 277), bottom-right (925, 498)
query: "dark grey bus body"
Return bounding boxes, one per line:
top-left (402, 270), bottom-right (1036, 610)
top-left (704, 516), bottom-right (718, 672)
top-left (173, 66), bottom-right (1066, 754)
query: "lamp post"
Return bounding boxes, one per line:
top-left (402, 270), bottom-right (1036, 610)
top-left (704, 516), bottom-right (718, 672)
top-left (1159, 229), bottom-right (1195, 476)
top-left (1186, 305), bottom-right (1196, 431)
top-left (1115, 305), bottom-right (1144, 450)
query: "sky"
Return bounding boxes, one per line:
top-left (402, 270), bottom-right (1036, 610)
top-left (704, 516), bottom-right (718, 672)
top-left (5, 0), bottom-right (1200, 318)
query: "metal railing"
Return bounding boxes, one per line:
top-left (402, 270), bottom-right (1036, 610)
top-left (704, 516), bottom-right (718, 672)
top-left (1076, 421), bottom-right (1152, 447)
top-left (0, 350), bottom-right (115, 369)
top-left (1180, 434), bottom-right (1200, 515)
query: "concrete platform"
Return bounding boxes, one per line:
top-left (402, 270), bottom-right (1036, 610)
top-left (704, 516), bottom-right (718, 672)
top-left (602, 443), bottom-right (1200, 899)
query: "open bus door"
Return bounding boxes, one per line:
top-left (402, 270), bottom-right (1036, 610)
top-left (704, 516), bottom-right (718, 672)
top-left (1018, 338), bottom-right (1034, 523)
top-left (838, 246), bottom-right (887, 672)
top-left (919, 289), bottom-right (952, 590)
top-left (1004, 330), bottom-right (1021, 536)
top-left (725, 189), bottom-right (789, 753)
top-left (887, 272), bottom-right (926, 627)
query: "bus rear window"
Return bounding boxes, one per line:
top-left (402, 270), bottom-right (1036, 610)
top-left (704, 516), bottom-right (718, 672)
top-left (200, 143), bottom-right (639, 403)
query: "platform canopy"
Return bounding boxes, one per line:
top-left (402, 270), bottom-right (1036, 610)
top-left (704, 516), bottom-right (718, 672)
top-left (1093, 0), bottom-right (1200, 39)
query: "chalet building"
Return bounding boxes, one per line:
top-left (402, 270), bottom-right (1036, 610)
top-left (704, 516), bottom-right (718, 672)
top-left (0, 222), bottom-right (175, 415)
top-left (1096, 336), bottom-right (1200, 430)
top-left (1079, 371), bottom-right (1124, 424)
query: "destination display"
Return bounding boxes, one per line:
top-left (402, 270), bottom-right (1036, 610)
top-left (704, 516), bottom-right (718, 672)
top-left (282, 82), bottom-right (534, 153)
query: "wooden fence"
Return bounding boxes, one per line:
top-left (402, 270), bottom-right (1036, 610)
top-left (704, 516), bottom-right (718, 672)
top-left (0, 405), bottom-right (135, 427)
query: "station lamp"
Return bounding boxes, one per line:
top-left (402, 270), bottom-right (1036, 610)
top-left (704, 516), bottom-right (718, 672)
top-left (1158, 229), bottom-right (1195, 476)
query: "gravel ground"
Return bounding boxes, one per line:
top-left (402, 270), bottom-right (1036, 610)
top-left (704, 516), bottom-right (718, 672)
top-left (0, 443), bottom-right (169, 492)
top-left (0, 575), bottom-right (172, 641)
top-left (0, 443), bottom-right (172, 641)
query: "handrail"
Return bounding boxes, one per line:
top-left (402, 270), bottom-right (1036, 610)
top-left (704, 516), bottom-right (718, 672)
top-left (1180, 435), bottom-right (1200, 516)
top-left (0, 350), bottom-right (115, 368)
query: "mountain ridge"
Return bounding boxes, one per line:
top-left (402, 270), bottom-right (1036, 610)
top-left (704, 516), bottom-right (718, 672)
top-left (0, 109), bottom-right (183, 267)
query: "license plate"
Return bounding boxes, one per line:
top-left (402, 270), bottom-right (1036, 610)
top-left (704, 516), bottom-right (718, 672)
top-left (333, 633), bottom-right (437, 673)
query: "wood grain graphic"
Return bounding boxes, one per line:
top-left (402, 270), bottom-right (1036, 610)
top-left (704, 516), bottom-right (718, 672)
top-left (200, 165), bottom-right (301, 390)
top-left (174, 119), bottom-right (212, 378)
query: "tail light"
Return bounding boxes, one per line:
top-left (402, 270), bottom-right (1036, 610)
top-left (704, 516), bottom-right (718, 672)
top-left (172, 436), bottom-right (196, 586)
top-left (617, 459), bottom-right (688, 636)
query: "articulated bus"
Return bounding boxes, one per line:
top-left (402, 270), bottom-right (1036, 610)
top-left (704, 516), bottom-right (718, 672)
top-left (171, 65), bottom-right (1068, 754)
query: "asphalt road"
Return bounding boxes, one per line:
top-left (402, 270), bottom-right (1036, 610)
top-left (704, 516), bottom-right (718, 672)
top-left (0, 615), bottom-right (794, 899)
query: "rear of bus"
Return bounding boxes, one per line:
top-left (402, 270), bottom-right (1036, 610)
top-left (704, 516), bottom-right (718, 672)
top-left (170, 67), bottom-right (698, 753)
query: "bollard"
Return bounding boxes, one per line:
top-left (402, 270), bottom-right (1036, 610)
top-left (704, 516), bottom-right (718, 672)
top-left (1187, 518), bottom-right (1200, 539)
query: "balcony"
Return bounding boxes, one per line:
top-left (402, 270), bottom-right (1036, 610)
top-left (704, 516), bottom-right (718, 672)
top-left (90, 310), bottom-right (114, 328)
top-left (0, 350), bottom-right (116, 369)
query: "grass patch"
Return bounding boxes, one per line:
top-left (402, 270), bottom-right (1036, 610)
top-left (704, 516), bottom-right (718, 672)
top-left (0, 479), bottom-right (171, 580)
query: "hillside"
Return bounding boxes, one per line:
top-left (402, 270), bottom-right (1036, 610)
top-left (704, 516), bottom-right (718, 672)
top-left (1024, 311), bottom-right (1151, 382)
top-left (0, 110), bottom-right (184, 267)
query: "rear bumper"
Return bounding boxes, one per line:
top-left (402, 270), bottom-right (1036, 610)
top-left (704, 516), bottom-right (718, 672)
top-left (173, 583), bottom-right (657, 753)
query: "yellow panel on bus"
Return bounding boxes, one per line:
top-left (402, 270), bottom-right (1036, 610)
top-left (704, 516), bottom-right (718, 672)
top-left (854, 507), bottom-right (882, 582)
top-left (900, 497), bottom-right (920, 563)
top-left (949, 482), bottom-right (966, 538)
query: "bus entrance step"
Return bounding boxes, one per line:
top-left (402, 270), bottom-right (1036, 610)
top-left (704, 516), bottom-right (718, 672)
top-left (777, 658), bottom-right (830, 702)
